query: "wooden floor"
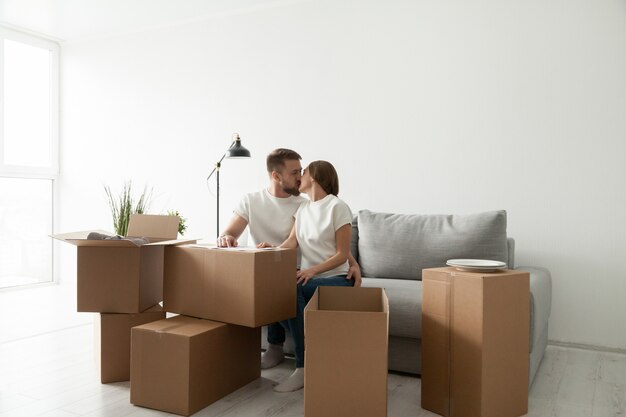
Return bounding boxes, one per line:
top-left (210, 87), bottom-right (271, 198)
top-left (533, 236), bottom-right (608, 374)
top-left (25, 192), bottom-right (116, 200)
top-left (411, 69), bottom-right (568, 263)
top-left (1, 324), bottom-right (625, 417)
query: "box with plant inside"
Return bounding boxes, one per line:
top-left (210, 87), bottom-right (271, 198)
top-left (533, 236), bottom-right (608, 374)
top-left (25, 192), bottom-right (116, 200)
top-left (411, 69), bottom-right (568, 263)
top-left (52, 213), bottom-right (195, 313)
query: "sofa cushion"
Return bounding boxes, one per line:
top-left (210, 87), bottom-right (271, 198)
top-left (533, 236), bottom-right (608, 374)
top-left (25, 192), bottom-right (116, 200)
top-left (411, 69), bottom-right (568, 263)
top-left (357, 209), bottom-right (508, 280)
top-left (361, 277), bottom-right (421, 339)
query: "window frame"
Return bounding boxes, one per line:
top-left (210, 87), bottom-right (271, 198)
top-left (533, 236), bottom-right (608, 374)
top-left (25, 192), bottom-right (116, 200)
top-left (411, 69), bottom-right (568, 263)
top-left (0, 26), bottom-right (60, 289)
top-left (0, 25), bottom-right (60, 179)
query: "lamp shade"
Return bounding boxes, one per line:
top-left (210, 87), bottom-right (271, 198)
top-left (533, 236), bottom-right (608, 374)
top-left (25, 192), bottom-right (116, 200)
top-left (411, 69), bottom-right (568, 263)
top-left (227, 134), bottom-right (251, 159)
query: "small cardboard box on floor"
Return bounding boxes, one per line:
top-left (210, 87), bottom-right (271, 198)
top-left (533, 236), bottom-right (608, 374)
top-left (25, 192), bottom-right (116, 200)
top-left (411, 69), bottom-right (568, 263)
top-left (304, 286), bottom-right (389, 417)
top-left (163, 245), bottom-right (297, 327)
top-left (130, 315), bottom-right (261, 416)
top-left (421, 267), bottom-right (530, 417)
top-left (94, 305), bottom-right (166, 383)
top-left (52, 214), bottom-right (195, 313)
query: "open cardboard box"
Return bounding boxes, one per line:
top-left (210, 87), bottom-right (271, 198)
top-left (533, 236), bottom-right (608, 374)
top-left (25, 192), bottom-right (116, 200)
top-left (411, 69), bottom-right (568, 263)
top-left (304, 286), bottom-right (389, 417)
top-left (53, 214), bottom-right (195, 313)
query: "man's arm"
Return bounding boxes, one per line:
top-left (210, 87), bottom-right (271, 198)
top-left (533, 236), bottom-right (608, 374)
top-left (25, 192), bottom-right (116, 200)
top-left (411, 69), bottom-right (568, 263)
top-left (347, 252), bottom-right (362, 287)
top-left (217, 214), bottom-right (248, 247)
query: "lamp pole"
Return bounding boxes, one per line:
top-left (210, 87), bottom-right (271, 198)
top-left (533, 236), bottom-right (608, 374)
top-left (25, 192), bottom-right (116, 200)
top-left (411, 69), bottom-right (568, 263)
top-left (207, 134), bottom-right (251, 239)
top-left (216, 161), bottom-right (220, 239)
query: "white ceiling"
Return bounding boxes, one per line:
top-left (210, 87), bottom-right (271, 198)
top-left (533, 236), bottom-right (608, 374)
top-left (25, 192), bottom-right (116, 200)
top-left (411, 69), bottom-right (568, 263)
top-left (0, 0), bottom-right (303, 43)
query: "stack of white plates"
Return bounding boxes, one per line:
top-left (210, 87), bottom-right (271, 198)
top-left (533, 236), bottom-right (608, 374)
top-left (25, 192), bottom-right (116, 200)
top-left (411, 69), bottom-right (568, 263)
top-left (446, 259), bottom-right (507, 272)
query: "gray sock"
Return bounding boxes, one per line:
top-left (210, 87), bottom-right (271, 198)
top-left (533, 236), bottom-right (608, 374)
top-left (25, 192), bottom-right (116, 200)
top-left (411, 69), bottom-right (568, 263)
top-left (261, 343), bottom-right (284, 369)
top-left (274, 367), bottom-right (304, 392)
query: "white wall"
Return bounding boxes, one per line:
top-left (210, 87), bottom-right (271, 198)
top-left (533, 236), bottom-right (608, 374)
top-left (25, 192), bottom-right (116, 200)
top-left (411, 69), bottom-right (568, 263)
top-left (59, 0), bottom-right (626, 350)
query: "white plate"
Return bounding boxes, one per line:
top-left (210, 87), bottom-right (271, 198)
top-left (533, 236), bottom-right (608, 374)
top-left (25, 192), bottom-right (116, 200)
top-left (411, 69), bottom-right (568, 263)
top-left (446, 259), bottom-right (507, 272)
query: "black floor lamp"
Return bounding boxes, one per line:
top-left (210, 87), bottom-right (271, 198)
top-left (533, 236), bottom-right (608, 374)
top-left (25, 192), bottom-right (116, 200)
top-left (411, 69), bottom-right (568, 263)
top-left (207, 133), bottom-right (251, 238)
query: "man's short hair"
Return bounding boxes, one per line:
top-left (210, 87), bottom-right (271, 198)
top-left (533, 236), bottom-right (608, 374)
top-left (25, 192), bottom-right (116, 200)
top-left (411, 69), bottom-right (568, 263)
top-left (266, 148), bottom-right (302, 173)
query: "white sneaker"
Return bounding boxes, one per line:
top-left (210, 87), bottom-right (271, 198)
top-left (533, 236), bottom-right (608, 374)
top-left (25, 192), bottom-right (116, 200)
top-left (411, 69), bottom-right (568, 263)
top-left (274, 368), bottom-right (304, 392)
top-left (261, 343), bottom-right (284, 369)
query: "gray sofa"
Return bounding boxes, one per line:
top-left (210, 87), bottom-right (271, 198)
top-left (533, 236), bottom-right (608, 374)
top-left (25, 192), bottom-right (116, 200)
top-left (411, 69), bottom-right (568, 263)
top-left (264, 209), bottom-right (552, 386)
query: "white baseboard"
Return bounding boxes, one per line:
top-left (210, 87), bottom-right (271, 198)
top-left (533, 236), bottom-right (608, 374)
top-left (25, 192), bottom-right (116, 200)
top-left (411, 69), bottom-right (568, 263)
top-left (548, 340), bottom-right (626, 355)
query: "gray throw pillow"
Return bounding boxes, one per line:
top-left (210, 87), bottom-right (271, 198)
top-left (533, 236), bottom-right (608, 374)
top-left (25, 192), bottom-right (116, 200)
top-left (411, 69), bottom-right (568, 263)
top-left (357, 210), bottom-right (508, 280)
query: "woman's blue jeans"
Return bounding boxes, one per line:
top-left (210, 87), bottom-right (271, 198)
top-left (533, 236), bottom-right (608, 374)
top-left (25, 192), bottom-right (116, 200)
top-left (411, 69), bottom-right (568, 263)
top-left (267, 275), bottom-right (354, 368)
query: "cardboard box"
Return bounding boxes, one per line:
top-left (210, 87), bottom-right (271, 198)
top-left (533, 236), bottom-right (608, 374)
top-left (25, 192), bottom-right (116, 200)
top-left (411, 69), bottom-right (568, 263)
top-left (304, 286), bottom-right (389, 417)
top-left (52, 214), bottom-right (195, 313)
top-left (421, 267), bottom-right (530, 417)
top-left (94, 304), bottom-right (166, 383)
top-left (130, 315), bottom-right (261, 416)
top-left (163, 245), bottom-right (297, 327)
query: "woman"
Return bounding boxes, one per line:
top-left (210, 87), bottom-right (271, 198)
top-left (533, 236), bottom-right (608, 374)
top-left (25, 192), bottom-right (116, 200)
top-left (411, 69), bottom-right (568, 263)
top-left (258, 160), bottom-right (354, 392)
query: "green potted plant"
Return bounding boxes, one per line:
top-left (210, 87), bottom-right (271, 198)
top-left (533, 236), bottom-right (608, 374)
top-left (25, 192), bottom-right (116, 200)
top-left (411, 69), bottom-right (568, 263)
top-left (166, 209), bottom-right (188, 236)
top-left (104, 182), bottom-right (152, 236)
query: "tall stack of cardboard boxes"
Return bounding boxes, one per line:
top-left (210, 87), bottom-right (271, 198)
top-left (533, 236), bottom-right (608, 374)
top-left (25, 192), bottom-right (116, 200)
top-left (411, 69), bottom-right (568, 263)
top-left (54, 214), bottom-right (298, 416)
top-left (131, 244), bottom-right (297, 416)
top-left (53, 214), bottom-right (190, 383)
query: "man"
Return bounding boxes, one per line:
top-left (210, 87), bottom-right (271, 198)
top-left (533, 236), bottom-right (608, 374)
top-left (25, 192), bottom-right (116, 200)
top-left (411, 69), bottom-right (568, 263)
top-left (217, 148), bottom-right (362, 392)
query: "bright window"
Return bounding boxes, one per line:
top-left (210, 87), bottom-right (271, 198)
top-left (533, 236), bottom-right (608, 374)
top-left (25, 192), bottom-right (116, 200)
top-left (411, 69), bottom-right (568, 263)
top-left (3, 39), bottom-right (52, 167)
top-left (0, 177), bottom-right (53, 288)
top-left (0, 27), bottom-right (59, 289)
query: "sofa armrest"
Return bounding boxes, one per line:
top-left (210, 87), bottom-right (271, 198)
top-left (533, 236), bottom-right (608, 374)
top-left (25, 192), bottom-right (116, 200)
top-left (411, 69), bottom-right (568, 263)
top-left (515, 266), bottom-right (552, 352)
top-left (350, 215), bottom-right (359, 262)
top-left (507, 237), bottom-right (515, 269)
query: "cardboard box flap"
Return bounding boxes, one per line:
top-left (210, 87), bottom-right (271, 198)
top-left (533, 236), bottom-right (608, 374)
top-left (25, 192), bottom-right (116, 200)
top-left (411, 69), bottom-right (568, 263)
top-left (381, 289), bottom-right (390, 314)
top-left (67, 239), bottom-right (142, 247)
top-left (127, 214), bottom-right (179, 241)
top-left (51, 230), bottom-right (143, 247)
top-left (135, 315), bottom-right (224, 336)
top-left (52, 230), bottom-right (113, 241)
top-left (318, 287), bottom-right (387, 313)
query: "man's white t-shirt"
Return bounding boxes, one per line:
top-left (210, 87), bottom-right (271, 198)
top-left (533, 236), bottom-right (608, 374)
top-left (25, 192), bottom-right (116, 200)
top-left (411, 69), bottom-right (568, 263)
top-left (235, 189), bottom-right (306, 246)
top-left (295, 194), bottom-right (353, 278)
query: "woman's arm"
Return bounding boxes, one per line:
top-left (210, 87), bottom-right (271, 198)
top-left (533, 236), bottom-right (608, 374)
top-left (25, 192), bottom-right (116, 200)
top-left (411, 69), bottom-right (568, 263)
top-left (279, 223), bottom-right (298, 249)
top-left (256, 222), bottom-right (298, 249)
top-left (297, 223), bottom-right (351, 285)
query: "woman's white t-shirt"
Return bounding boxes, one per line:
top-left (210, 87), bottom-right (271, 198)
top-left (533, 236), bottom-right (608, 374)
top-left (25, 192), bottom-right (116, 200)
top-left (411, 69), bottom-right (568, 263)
top-left (295, 194), bottom-right (353, 278)
top-left (235, 189), bottom-right (305, 246)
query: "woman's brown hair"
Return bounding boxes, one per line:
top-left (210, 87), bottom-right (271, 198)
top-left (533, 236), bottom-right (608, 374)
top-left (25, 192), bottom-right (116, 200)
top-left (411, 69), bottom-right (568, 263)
top-left (307, 160), bottom-right (339, 196)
